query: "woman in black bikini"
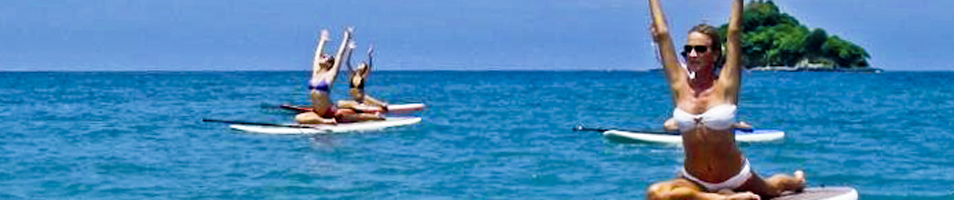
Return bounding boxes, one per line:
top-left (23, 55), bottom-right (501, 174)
top-left (337, 46), bottom-right (389, 113)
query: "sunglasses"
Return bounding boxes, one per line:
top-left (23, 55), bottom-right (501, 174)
top-left (681, 45), bottom-right (710, 56)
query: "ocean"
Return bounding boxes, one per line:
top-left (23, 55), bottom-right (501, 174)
top-left (1, 71), bottom-right (952, 199)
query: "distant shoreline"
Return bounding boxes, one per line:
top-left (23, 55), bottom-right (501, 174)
top-left (747, 66), bottom-right (884, 73)
top-left (647, 66), bottom-right (884, 73)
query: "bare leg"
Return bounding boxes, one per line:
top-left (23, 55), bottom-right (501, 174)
top-left (362, 95), bottom-right (389, 109)
top-left (295, 112), bottom-right (319, 124)
top-left (337, 100), bottom-right (385, 113)
top-left (334, 108), bottom-right (383, 123)
top-left (353, 104), bottom-right (385, 113)
top-left (295, 112), bottom-right (334, 124)
top-left (765, 170), bottom-right (806, 194)
top-left (337, 100), bottom-right (360, 109)
top-left (647, 178), bottom-right (758, 200)
top-left (738, 170), bottom-right (805, 199)
top-left (726, 192), bottom-right (762, 200)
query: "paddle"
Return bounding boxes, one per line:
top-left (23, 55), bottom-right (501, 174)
top-left (202, 118), bottom-right (319, 129)
top-left (258, 103), bottom-right (311, 112)
top-left (260, 103), bottom-right (292, 109)
top-left (572, 125), bottom-right (680, 135)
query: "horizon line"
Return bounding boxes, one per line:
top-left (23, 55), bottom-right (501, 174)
top-left (3, 69), bottom-right (951, 73)
top-left (0, 69), bottom-right (651, 73)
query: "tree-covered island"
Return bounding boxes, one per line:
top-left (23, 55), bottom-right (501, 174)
top-left (715, 0), bottom-right (879, 72)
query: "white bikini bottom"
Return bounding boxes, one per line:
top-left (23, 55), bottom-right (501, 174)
top-left (682, 159), bottom-right (752, 192)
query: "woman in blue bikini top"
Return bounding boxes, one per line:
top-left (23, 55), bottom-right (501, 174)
top-left (294, 29), bottom-right (344, 125)
top-left (644, 0), bottom-right (805, 199)
top-left (295, 28), bottom-right (383, 125)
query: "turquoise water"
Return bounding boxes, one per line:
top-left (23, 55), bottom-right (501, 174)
top-left (1, 71), bottom-right (952, 199)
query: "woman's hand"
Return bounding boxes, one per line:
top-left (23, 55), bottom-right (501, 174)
top-left (320, 29), bottom-right (329, 41)
top-left (649, 23), bottom-right (667, 41)
top-left (647, 0), bottom-right (671, 42)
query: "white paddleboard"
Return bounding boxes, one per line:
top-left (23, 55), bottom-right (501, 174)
top-left (229, 117), bottom-right (422, 134)
top-left (771, 187), bottom-right (858, 200)
top-left (603, 129), bottom-right (784, 144)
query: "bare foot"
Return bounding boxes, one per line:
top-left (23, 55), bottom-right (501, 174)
top-left (793, 170), bottom-right (806, 192)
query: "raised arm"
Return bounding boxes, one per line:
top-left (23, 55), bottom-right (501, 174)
top-left (364, 45), bottom-right (374, 77)
top-left (366, 45), bottom-right (374, 68)
top-left (718, 0), bottom-right (743, 103)
top-left (648, 0), bottom-right (687, 100)
top-left (345, 41), bottom-right (357, 72)
top-left (327, 27), bottom-right (354, 84)
top-left (311, 30), bottom-right (330, 79)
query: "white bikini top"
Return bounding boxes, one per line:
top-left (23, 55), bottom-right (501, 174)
top-left (673, 104), bottom-right (737, 132)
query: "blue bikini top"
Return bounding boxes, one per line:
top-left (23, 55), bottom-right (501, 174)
top-left (308, 79), bottom-right (331, 92)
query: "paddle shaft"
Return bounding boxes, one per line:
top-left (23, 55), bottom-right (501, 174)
top-left (573, 126), bottom-right (680, 135)
top-left (202, 118), bottom-right (317, 128)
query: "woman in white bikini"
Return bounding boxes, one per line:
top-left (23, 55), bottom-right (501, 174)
top-left (645, 0), bottom-right (804, 199)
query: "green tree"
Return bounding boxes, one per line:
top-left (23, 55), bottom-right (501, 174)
top-left (717, 0), bottom-right (871, 69)
top-left (822, 36), bottom-right (871, 68)
top-left (803, 29), bottom-right (828, 54)
top-left (770, 24), bottom-right (808, 66)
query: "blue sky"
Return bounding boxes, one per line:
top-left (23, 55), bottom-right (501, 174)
top-left (1, 0), bottom-right (951, 71)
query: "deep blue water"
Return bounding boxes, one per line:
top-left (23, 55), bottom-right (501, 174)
top-left (1, 71), bottom-right (952, 199)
